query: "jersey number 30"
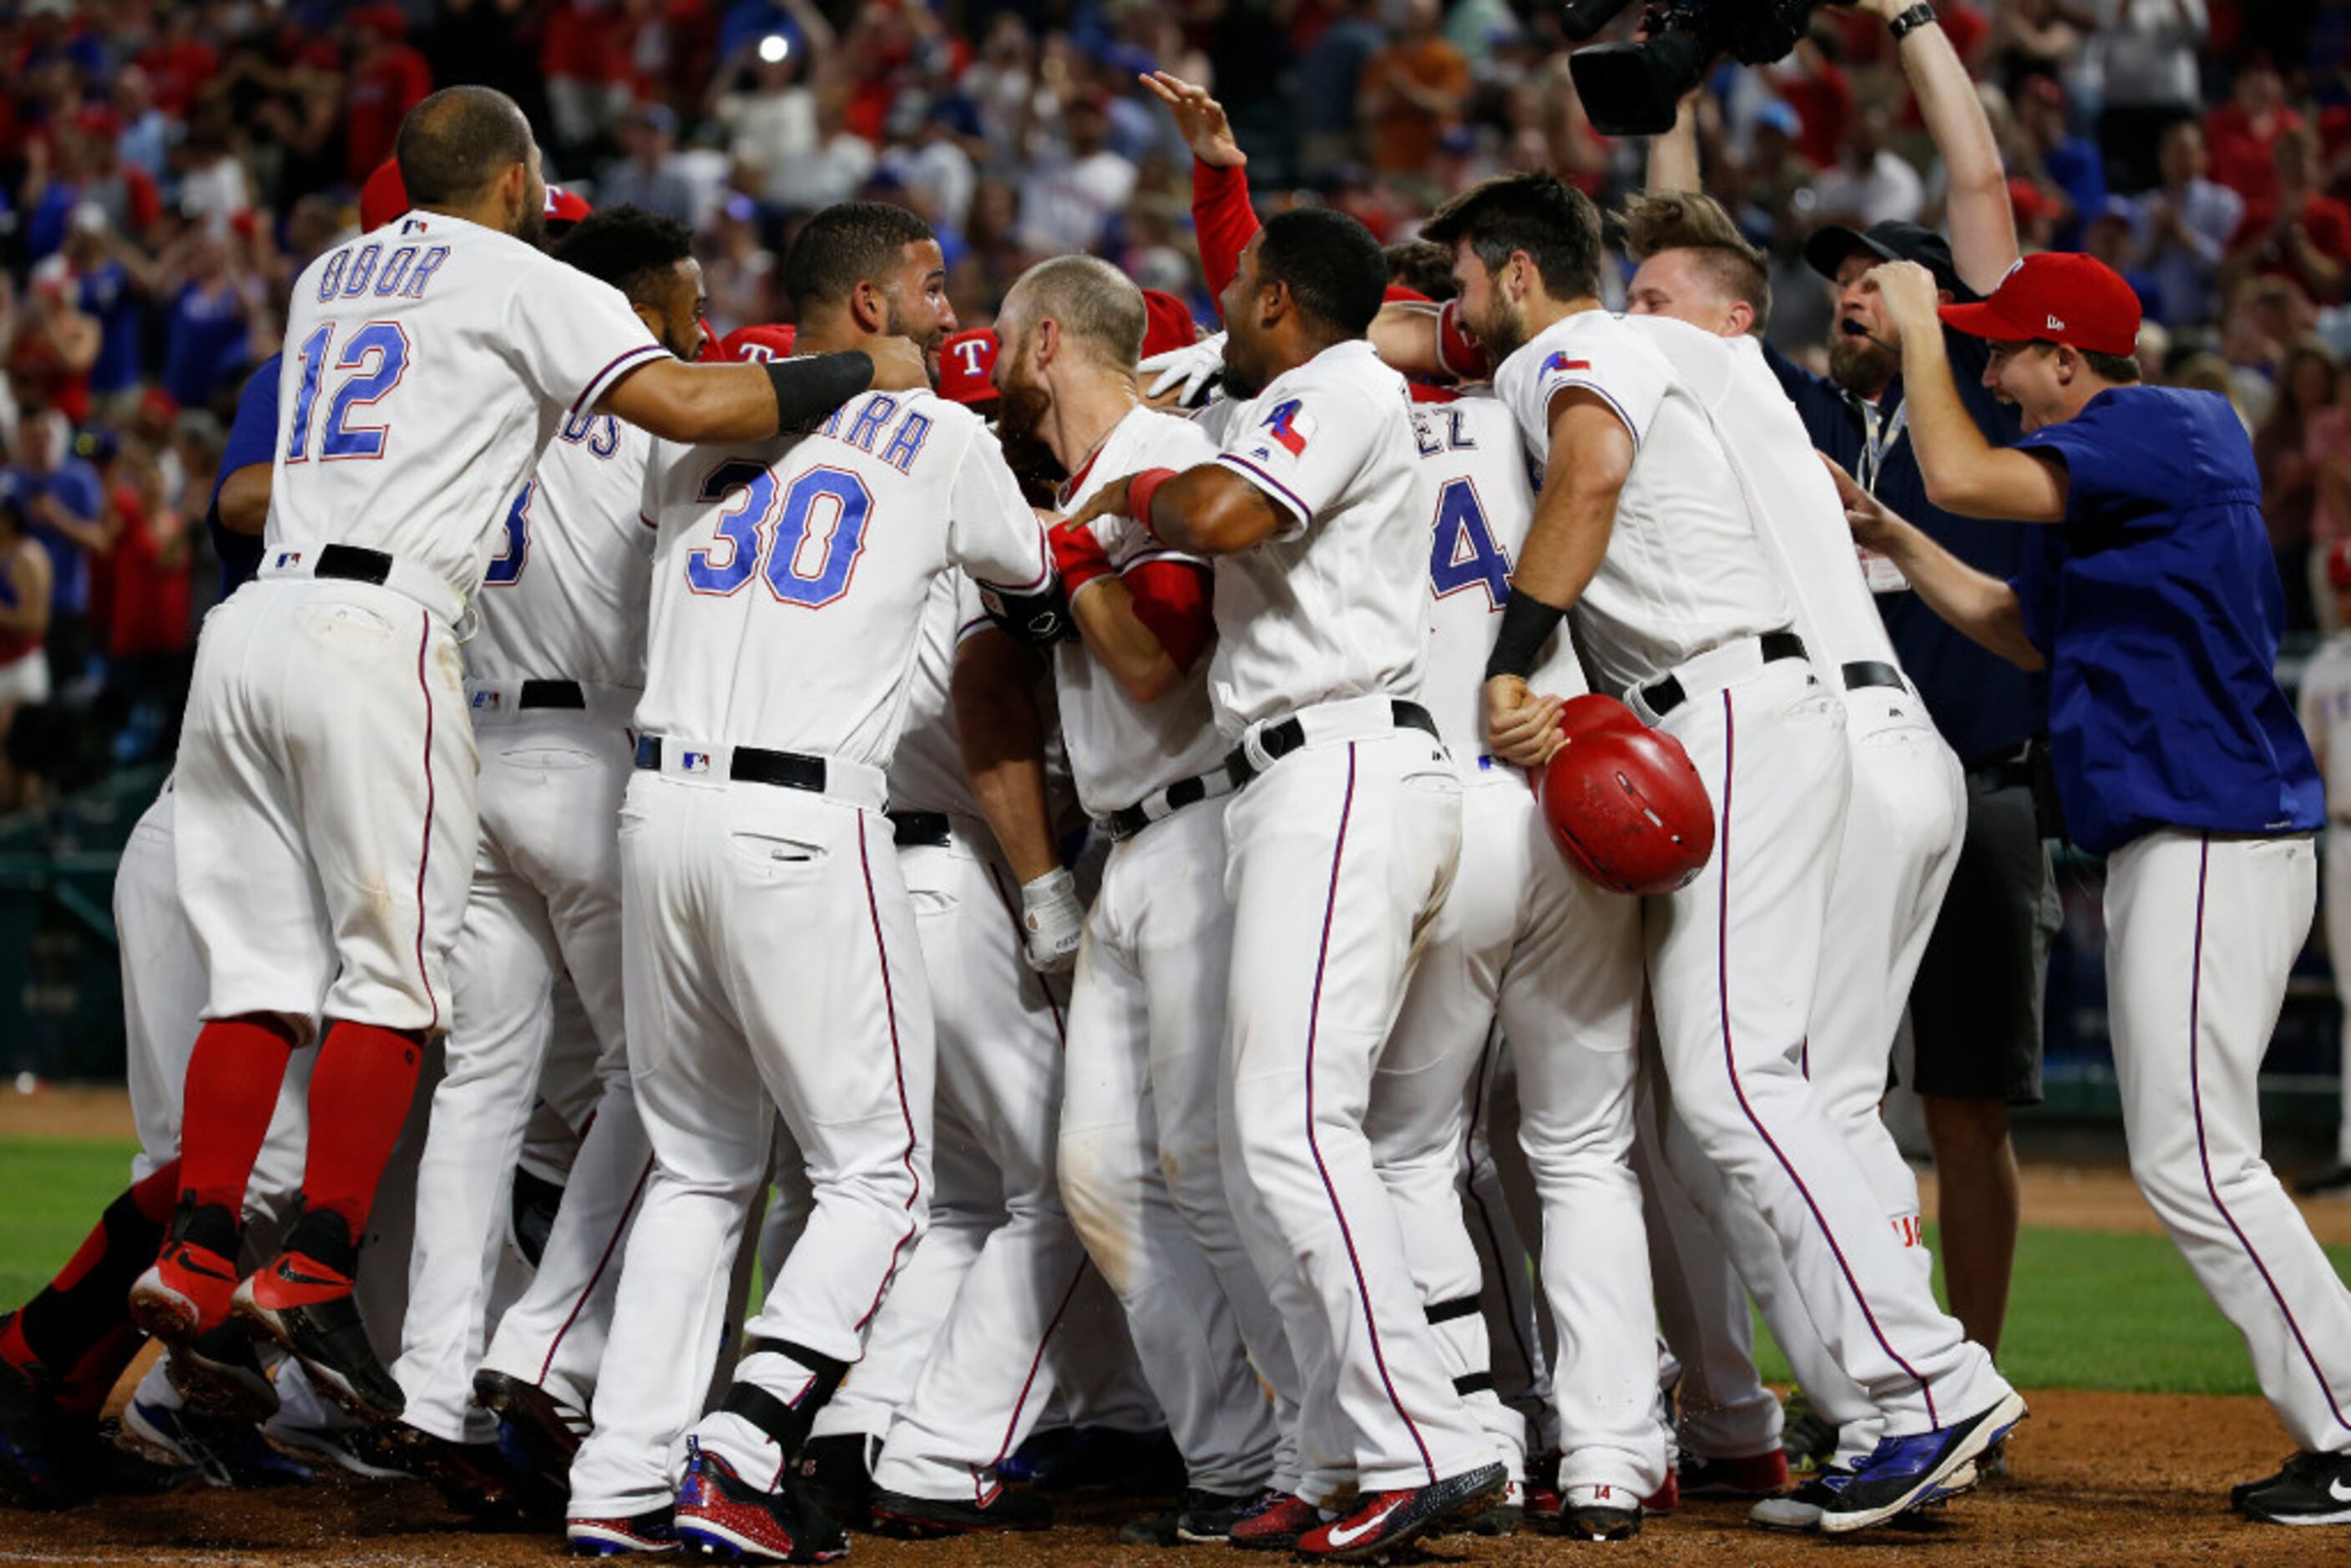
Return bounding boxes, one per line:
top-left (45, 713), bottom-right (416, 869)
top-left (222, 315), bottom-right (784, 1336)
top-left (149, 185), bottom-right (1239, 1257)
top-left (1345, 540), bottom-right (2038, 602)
top-left (285, 321), bottom-right (411, 462)
top-left (686, 459), bottom-right (872, 607)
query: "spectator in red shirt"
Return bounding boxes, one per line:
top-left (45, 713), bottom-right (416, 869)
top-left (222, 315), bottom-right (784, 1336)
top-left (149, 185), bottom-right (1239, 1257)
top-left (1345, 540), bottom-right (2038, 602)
top-left (99, 443), bottom-right (193, 761)
top-left (1770, 33), bottom-right (1855, 173)
top-left (2206, 56), bottom-right (2303, 206)
top-left (2226, 125), bottom-right (2351, 305)
top-left (134, 9), bottom-right (220, 119)
top-left (342, 7), bottom-right (432, 185)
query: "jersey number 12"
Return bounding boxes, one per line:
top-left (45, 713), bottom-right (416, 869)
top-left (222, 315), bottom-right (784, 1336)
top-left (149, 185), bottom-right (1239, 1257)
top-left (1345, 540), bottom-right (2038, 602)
top-left (285, 321), bottom-right (412, 462)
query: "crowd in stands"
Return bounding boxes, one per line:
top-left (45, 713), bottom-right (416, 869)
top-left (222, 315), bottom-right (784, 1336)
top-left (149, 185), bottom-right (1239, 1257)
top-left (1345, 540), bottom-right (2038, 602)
top-left (0, 0), bottom-right (2346, 812)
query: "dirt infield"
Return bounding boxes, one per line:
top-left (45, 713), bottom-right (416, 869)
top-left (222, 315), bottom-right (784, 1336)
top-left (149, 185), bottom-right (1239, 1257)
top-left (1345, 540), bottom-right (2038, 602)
top-left (0, 1388), bottom-right (2324, 1567)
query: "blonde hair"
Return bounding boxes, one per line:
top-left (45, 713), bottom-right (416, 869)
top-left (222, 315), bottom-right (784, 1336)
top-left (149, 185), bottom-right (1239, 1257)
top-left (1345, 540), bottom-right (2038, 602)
top-left (1618, 190), bottom-right (1772, 329)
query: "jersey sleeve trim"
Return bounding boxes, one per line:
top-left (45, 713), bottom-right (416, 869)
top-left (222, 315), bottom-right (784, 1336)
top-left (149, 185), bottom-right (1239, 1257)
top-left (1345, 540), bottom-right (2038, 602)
top-left (973, 543), bottom-right (1054, 596)
top-left (954, 613), bottom-right (997, 645)
top-left (1214, 451), bottom-right (1312, 526)
top-left (1543, 376), bottom-right (1642, 454)
top-left (573, 343), bottom-right (668, 417)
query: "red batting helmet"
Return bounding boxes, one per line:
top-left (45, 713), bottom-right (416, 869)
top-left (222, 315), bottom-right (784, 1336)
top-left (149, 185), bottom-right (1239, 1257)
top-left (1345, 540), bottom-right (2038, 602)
top-left (1536, 695), bottom-right (1716, 896)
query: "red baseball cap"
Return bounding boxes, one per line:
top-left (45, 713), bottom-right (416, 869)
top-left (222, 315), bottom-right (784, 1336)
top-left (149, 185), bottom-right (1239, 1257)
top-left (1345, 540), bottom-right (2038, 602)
top-left (938, 328), bottom-right (1000, 406)
top-left (700, 323), bottom-right (799, 363)
top-left (1139, 289), bottom-right (1199, 360)
top-left (2328, 538), bottom-right (2351, 593)
top-left (543, 185), bottom-right (594, 230)
top-left (1937, 252), bottom-right (2141, 358)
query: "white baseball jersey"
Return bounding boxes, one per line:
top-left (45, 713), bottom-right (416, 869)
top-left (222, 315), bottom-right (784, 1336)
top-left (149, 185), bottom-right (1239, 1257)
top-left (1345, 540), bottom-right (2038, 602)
top-left (886, 569), bottom-right (988, 819)
top-left (1205, 339), bottom-right (1433, 736)
top-left (270, 211), bottom-right (665, 604)
top-left (1629, 323), bottom-right (1900, 678)
top-left (1412, 392), bottom-right (1586, 768)
top-left (470, 411), bottom-right (655, 687)
top-left (1056, 406), bottom-right (1226, 816)
top-left (1494, 311), bottom-right (1791, 695)
top-left (637, 386), bottom-right (1051, 761)
top-left (2300, 632), bottom-right (2351, 812)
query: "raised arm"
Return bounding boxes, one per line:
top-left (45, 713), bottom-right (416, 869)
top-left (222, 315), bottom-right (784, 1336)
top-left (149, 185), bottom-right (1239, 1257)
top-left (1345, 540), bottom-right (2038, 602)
top-left (1140, 72), bottom-right (1256, 307)
top-left (1860, 0), bottom-right (2018, 294)
top-left (1647, 91), bottom-right (1703, 194)
top-left (1827, 454), bottom-right (2043, 670)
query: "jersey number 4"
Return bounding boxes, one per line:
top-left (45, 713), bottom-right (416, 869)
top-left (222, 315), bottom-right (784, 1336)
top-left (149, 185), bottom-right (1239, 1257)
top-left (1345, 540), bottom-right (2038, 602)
top-left (1428, 478), bottom-right (1510, 609)
top-left (285, 321), bottom-right (411, 462)
top-left (685, 459), bottom-right (872, 607)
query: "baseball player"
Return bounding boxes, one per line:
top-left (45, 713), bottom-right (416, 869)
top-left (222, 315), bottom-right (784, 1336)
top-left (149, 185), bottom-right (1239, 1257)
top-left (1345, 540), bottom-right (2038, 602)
top-left (131, 85), bottom-right (915, 1422)
top-left (390, 206), bottom-right (700, 1474)
top-left (1368, 385), bottom-right (1658, 1537)
top-left (1419, 170), bottom-right (2022, 1534)
top-left (562, 200), bottom-right (1064, 1559)
top-left (1615, 189), bottom-right (1971, 1500)
top-left (976, 258), bottom-right (1291, 1541)
top-left (1848, 250), bottom-right (2348, 1527)
top-left (2298, 540), bottom-right (2351, 1200)
top-left (1064, 208), bottom-right (1509, 1560)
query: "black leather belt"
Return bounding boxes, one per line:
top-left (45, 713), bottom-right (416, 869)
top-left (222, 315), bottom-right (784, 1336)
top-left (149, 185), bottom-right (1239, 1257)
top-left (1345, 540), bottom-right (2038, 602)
top-left (888, 810), bottom-right (952, 848)
top-left (518, 680), bottom-right (585, 710)
top-left (1841, 660), bottom-right (1904, 693)
top-left (1225, 700), bottom-right (1437, 789)
top-left (1639, 631), bottom-right (1807, 718)
top-left (315, 543), bottom-right (395, 584)
top-left (635, 734), bottom-right (827, 792)
top-left (1105, 770), bottom-right (1223, 842)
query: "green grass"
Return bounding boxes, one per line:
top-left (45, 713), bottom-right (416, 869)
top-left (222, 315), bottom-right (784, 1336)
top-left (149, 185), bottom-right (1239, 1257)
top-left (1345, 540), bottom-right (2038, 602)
top-left (1751, 1221), bottom-right (2351, 1396)
top-left (0, 1136), bottom-right (2344, 1398)
top-left (0, 1136), bottom-right (143, 1304)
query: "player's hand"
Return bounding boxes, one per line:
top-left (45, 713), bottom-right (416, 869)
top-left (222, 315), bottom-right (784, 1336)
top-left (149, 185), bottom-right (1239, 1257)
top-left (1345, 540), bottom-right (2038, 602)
top-left (1821, 453), bottom-right (1905, 550)
top-left (1138, 71), bottom-right (1246, 169)
top-left (1060, 476), bottom-right (1134, 534)
top-left (1019, 867), bottom-right (1086, 974)
top-left (1862, 260), bottom-right (1941, 336)
top-left (866, 335), bottom-right (931, 392)
top-left (1484, 675), bottom-right (1565, 769)
top-left (1140, 331), bottom-right (1226, 409)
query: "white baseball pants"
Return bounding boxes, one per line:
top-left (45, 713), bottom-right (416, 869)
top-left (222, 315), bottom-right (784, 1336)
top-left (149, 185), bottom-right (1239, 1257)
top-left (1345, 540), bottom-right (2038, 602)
top-left (395, 709), bottom-right (634, 1444)
top-left (2326, 827), bottom-right (2351, 1169)
top-left (176, 578), bottom-right (478, 1034)
top-left (2107, 830), bottom-right (2351, 1454)
top-left (569, 770), bottom-right (933, 1516)
top-left (1370, 776), bottom-right (1658, 1496)
top-left (865, 826), bottom-right (1100, 1504)
top-left (1647, 662), bottom-right (2008, 1439)
top-left (1221, 716), bottom-right (1497, 1495)
top-left (1059, 797), bottom-right (1286, 1498)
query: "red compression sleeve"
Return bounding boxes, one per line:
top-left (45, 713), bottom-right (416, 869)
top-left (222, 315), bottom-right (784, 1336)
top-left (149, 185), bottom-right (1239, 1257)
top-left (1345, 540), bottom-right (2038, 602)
top-left (1052, 525), bottom-right (1116, 597)
top-left (1192, 161), bottom-right (1260, 312)
top-left (1123, 559), bottom-right (1216, 675)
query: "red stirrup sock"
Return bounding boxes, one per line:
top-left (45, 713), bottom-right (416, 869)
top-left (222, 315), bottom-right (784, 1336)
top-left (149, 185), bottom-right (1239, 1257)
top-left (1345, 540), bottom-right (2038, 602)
top-left (177, 1017), bottom-right (299, 1215)
top-left (297, 1020), bottom-right (427, 1239)
top-left (3, 1160), bottom-right (179, 1382)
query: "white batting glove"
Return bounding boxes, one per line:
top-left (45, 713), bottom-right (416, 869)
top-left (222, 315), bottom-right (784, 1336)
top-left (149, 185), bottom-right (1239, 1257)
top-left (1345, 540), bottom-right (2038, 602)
top-left (1019, 867), bottom-right (1085, 974)
top-left (1140, 332), bottom-right (1226, 408)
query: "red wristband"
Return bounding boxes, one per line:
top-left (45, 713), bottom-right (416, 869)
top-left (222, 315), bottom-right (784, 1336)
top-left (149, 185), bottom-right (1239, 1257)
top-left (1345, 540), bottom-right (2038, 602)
top-left (1050, 524), bottom-right (1115, 597)
top-left (1126, 468), bottom-right (1180, 542)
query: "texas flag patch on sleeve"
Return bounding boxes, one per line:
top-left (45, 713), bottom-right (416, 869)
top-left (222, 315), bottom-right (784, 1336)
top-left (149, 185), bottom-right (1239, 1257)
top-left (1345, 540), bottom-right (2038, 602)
top-left (1258, 397), bottom-right (1316, 458)
top-left (1543, 352), bottom-right (1591, 375)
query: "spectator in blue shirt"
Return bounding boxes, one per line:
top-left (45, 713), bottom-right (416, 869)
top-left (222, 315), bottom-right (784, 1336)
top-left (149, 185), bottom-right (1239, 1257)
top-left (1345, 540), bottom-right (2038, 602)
top-left (3, 410), bottom-right (109, 695)
top-left (57, 211), bottom-right (149, 414)
top-left (159, 230), bottom-right (260, 412)
top-left (2016, 73), bottom-right (2106, 252)
top-left (1838, 250), bottom-right (2348, 1530)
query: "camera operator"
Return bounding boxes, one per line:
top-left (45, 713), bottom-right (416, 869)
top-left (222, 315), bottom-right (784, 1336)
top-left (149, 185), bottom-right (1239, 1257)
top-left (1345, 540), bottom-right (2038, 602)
top-left (1652, 0), bottom-right (2055, 1395)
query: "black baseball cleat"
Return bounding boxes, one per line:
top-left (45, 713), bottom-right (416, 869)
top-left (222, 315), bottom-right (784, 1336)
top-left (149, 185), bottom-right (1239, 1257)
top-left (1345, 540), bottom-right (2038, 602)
top-left (869, 1480), bottom-right (1054, 1535)
top-left (1118, 1485), bottom-right (1262, 1545)
top-left (475, 1368), bottom-right (588, 1484)
top-left (1293, 1462), bottom-right (1509, 1561)
top-left (1555, 1482), bottom-right (1643, 1540)
top-left (377, 1419), bottom-right (563, 1525)
top-left (789, 1432), bottom-right (875, 1531)
top-left (675, 1439), bottom-right (850, 1561)
top-left (164, 1323), bottom-right (282, 1423)
top-left (233, 1255), bottom-right (404, 1422)
top-left (2237, 1449), bottom-right (2351, 1526)
top-left (0, 1358), bottom-right (198, 1510)
top-left (2233, 1453), bottom-right (2302, 1510)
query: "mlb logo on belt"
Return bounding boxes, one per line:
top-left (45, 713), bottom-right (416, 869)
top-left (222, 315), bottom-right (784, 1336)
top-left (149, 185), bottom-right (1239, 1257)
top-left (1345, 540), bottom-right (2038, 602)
top-left (472, 690), bottom-right (501, 711)
top-left (1261, 398), bottom-right (1315, 457)
top-left (680, 751), bottom-right (712, 774)
top-left (274, 550), bottom-right (303, 569)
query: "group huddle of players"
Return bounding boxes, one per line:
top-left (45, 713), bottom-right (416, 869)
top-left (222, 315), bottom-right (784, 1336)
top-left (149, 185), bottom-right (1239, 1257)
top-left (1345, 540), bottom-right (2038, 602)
top-left (5, 19), bottom-right (2348, 1564)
